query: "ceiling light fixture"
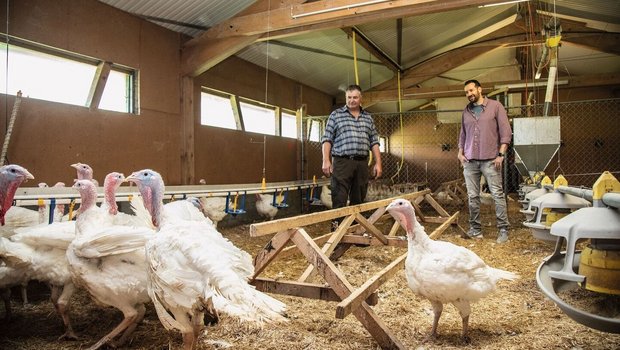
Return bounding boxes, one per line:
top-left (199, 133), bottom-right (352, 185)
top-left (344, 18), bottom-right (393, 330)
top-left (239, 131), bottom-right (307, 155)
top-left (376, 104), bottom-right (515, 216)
top-left (478, 0), bottom-right (529, 8)
top-left (291, 0), bottom-right (390, 19)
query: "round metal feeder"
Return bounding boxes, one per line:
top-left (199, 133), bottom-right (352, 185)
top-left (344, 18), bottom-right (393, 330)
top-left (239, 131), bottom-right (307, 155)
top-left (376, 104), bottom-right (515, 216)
top-left (522, 192), bottom-right (591, 242)
top-left (548, 207), bottom-right (620, 282)
top-left (536, 251), bottom-right (620, 334)
top-left (520, 187), bottom-right (552, 220)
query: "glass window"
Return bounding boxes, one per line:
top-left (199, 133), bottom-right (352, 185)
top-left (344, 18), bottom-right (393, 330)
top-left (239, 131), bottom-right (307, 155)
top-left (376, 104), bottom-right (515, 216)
top-left (240, 101), bottom-right (275, 135)
top-left (308, 120), bottom-right (321, 142)
top-left (281, 111), bottom-right (297, 139)
top-left (379, 136), bottom-right (388, 153)
top-left (99, 69), bottom-right (134, 113)
top-left (0, 42), bottom-right (136, 113)
top-left (200, 91), bottom-right (237, 130)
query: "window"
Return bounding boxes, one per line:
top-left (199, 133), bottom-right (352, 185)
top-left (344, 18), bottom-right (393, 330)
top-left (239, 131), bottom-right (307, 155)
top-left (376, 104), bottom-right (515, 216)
top-left (281, 110), bottom-right (297, 139)
top-left (200, 90), bottom-right (237, 130)
top-left (0, 41), bottom-right (136, 113)
top-left (308, 120), bottom-right (322, 142)
top-left (240, 101), bottom-right (275, 136)
top-left (379, 136), bottom-right (388, 153)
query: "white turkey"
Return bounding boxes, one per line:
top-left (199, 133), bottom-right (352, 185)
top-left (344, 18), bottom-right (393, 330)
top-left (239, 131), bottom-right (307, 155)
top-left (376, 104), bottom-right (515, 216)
top-left (71, 162), bottom-right (99, 186)
top-left (127, 169), bottom-right (287, 350)
top-left (255, 193), bottom-right (278, 220)
top-left (320, 183), bottom-right (333, 209)
top-left (199, 196), bottom-right (228, 228)
top-left (67, 178), bottom-right (154, 349)
top-left (386, 198), bottom-right (518, 343)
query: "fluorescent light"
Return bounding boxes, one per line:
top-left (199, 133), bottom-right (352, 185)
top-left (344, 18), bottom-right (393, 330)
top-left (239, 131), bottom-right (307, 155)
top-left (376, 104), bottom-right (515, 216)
top-left (479, 0), bottom-right (529, 8)
top-left (291, 0), bottom-right (390, 19)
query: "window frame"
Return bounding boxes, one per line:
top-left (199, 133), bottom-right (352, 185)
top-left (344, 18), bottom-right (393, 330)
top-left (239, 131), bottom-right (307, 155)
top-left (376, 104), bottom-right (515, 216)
top-left (0, 37), bottom-right (138, 114)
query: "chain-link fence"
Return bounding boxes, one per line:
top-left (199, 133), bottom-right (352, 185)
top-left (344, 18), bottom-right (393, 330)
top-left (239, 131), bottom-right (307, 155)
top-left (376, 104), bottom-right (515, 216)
top-left (302, 98), bottom-right (620, 193)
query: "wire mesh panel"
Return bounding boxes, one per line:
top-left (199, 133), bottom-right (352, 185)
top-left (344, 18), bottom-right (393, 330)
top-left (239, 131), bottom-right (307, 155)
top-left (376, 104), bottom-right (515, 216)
top-left (302, 98), bottom-right (620, 193)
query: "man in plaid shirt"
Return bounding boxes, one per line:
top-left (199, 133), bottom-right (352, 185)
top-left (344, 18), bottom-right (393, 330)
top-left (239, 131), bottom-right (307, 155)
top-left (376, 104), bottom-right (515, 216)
top-left (321, 84), bottom-right (382, 217)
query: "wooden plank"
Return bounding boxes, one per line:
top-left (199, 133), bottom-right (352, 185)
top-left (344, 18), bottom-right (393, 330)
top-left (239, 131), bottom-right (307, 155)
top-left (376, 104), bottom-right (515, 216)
top-left (252, 229), bottom-right (295, 278)
top-left (336, 253), bottom-right (407, 319)
top-left (86, 61), bottom-right (111, 110)
top-left (388, 221), bottom-right (401, 237)
top-left (428, 211), bottom-right (459, 240)
top-left (251, 190), bottom-right (430, 236)
top-left (290, 229), bottom-right (405, 349)
top-left (298, 215), bottom-right (356, 282)
top-left (354, 213), bottom-right (388, 245)
top-left (180, 76), bottom-right (195, 185)
top-left (422, 216), bottom-right (453, 224)
top-left (412, 201), bottom-right (426, 221)
top-left (424, 193), bottom-right (450, 217)
top-left (353, 206), bottom-right (386, 235)
top-left (252, 277), bottom-right (376, 305)
top-left (340, 235), bottom-right (407, 248)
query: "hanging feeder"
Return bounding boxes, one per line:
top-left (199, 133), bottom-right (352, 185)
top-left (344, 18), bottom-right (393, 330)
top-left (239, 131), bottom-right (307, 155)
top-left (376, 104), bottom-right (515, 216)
top-left (225, 192), bottom-right (247, 215)
top-left (522, 176), bottom-right (590, 241)
top-left (536, 171), bottom-right (620, 334)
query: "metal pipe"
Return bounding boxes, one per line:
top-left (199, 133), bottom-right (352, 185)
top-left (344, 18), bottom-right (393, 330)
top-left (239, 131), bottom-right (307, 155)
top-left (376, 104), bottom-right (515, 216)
top-left (602, 192), bottom-right (620, 209)
top-left (556, 185), bottom-right (593, 201)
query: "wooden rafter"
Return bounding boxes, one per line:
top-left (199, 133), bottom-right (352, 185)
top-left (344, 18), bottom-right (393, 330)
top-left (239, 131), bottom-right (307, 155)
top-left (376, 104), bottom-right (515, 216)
top-left (363, 73), bottom-right (620, 105)
top-left (86, 61), bottom-right (111, 110)
top-left (181, 0), bottom-right (507, 77)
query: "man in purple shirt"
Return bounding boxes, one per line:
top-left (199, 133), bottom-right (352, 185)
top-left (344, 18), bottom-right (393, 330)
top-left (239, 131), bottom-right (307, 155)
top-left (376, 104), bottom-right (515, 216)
top-left (458, 79), bottom-right (512, 243)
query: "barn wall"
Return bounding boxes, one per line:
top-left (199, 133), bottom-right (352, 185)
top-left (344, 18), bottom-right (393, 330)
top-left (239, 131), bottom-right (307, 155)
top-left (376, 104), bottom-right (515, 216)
top-left (193, 56), bottom-right (333, 184)
top-left (0, 0), bottom-right (183, 185)
top-left (0, 0), bottom-right (334, 187)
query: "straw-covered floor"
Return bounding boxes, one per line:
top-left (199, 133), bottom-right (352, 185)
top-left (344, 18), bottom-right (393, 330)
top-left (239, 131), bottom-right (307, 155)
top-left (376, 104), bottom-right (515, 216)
top-left (1, 198), bottom-right (619, 349)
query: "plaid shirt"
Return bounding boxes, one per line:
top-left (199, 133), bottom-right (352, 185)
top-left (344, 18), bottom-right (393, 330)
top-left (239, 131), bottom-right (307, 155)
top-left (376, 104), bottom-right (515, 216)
top-left (321, 106), bottom-right (379, 157)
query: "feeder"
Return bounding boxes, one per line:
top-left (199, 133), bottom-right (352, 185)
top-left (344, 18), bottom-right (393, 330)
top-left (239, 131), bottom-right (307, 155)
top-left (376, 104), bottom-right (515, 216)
top-left (519, 175), bottom-right (552, 210)
top-left (271, 189), bottom-right (289, 209)
top-left (536, 172), bottom-right (620, 333)
top-left (225, 192), bottom-right (247, 215)
top-left (522, 176), bottom-right (590, 241)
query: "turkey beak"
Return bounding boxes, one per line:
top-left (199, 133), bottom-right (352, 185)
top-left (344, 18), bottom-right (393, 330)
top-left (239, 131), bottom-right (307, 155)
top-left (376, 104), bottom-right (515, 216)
top-left (70, 163), bottom-right (81, 169)
top-left (24, 170), bottom-right (34, 181)
top-left (125, 173), bottom-right (138, 183)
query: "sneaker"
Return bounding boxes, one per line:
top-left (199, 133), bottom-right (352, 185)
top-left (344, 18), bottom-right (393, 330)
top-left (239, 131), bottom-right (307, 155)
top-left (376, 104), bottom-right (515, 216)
top-left (496, 228), bottom-right (509, 243)
top-left (466, 229), bottom-right (483, 239)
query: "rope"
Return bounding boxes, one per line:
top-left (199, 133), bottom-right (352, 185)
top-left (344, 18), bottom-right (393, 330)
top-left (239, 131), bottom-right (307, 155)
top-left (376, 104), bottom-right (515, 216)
top-left (1, 90), bottom-right (22, 166)
top-left (352, 31), bottom-right (359, 85)
top-left (390, 71), bottom-right (404, 183)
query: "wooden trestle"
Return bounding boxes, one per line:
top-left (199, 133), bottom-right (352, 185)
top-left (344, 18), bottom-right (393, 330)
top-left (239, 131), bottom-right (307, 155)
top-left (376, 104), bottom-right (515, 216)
top-left (249, 189), bottom-right (462, 349)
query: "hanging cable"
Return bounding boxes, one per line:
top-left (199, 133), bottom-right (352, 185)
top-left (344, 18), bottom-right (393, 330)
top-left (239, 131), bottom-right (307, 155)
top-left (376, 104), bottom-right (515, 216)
top-left (352, 31), bottom-right (359, 85)
top-left (390, 71), bottom-right (404, 183)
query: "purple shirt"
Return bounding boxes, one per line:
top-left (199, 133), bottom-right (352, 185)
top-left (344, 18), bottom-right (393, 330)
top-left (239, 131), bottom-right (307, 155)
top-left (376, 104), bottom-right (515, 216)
top-left (459, 97), bottom-right (512, 160)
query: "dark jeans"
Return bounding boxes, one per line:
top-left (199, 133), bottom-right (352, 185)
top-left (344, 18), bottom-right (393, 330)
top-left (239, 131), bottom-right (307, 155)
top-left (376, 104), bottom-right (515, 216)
top-left (331, 157), bottom-right (369, 209)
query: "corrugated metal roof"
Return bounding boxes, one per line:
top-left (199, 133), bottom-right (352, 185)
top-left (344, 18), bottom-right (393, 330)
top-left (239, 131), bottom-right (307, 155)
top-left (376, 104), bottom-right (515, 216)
top-left (237, 29), bottom-right (394, 96)
top-left (97, 0), bottom-right (619, 109)
top-left (98, 0), bottom-right (254, 37)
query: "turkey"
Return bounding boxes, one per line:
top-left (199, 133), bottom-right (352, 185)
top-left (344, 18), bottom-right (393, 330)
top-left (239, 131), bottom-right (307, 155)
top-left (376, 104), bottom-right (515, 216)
top-left (126, 169), bottom-right (287, 350)
top-left (320, 183), bottom-right (333, 209)
top-left (71, 162), bottom-right (99, 186)
top-left (386, 198), bottom-right (518, 343)
top-left (199, 196), bottom-right (228, 228)
top-left (0, 261), bottom-right (29, 320)
top-left (67, 178), bottom-right (154, 349)
top-left (255, 193), bottom-right (278, 220)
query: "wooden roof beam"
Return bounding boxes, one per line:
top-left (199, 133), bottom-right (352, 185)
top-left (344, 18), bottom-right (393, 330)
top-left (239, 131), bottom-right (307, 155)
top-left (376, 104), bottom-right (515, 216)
top-left (363, 73), bottom-right (620, 104)
top-left (342, 27), bottom-right (401, 73)
top-left (182, 0), bottom-right (505, 77)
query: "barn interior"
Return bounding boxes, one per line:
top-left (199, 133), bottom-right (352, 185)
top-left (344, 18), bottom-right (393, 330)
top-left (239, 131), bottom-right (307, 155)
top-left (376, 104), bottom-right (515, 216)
top-left (1, 1), bottom-right (619, 349)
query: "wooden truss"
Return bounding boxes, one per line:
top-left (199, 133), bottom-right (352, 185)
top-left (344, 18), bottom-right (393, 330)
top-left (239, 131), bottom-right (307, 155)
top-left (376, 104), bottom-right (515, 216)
top-left (432, 179), bottom-right (468, 206)
top-left (249, 189), bottom-right (462, 349)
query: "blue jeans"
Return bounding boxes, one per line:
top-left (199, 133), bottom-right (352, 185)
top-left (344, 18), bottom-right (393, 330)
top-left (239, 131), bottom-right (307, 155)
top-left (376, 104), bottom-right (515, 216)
top-left (462, 160), bottom-right (510, 231)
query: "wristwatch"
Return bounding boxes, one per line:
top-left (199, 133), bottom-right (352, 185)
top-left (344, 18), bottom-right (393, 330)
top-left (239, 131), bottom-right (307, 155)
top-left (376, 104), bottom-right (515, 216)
top-left (497, 152), bottom-right (506, 157)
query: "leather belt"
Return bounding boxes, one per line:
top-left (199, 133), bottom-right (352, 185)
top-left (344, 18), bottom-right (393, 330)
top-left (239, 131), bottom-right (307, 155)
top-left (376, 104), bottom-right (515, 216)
top-left (333, 154), bottom-right (368, 161)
